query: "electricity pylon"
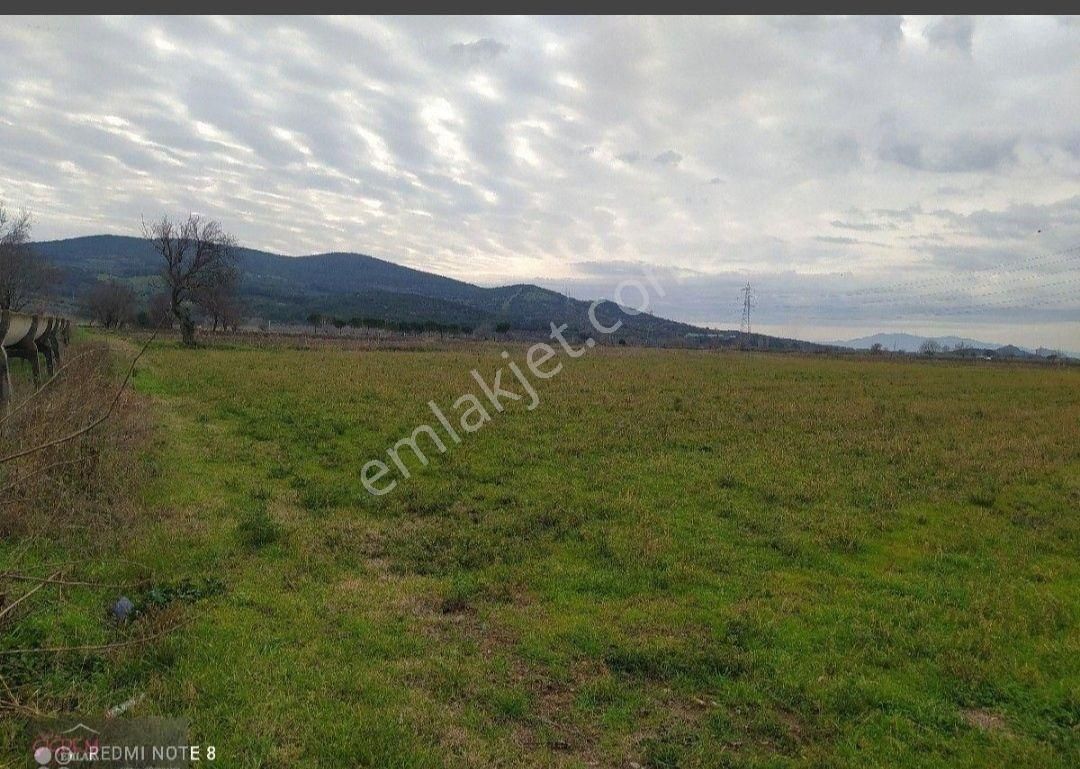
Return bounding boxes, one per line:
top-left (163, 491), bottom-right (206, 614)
top-left (740, 282), bottom-right (754, 337)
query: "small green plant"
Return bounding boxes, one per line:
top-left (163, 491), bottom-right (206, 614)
top-left (138, 577), bottom-right (226, 614)
top-left (236, 505), bottom-right (282, 549)
top-left (439, 574), bottom-right (481, 614)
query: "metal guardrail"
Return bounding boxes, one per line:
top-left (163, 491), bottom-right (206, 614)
top-left (0, 310), bottom-right (71, 409)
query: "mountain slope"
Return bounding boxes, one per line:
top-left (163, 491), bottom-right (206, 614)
top-left (36, 234), bottom-right (487, 307)
top-left (34, 234), bottom-right (831, 350)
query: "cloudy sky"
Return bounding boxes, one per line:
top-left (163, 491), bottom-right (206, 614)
top-left (1, 16), bottom-right (1078, 348)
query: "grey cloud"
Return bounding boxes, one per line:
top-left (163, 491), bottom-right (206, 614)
top-left (815, 236), bottom-right (861, 245)
top-left (1062, 133), bottom-right (1080, 158)
top-left (653, 150), bottom-right (682, 166)
top-left (830, 221), bottom-right (897, 232)
top-left (870, 204), bottom-right (924, 223)
top-left (449, 37), bottom-right (507, 65)
top-left (851, 15), bottom-right (904, 50)
top-left (925, 16), bottom-right (976, 55)
top-left (880, 137), bottom-right (1017, 173)
top-left (932, 196), bottom-right (1080, 243)
top-left (616, 151), bottom-right (641, 164)
top-left (924, 245), bottom-right (1075, 274)
top-left (814, 235), bottom-right (893, 248)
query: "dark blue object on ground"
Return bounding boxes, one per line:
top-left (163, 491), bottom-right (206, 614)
top-left (111, 596), bottom-right (134, 621)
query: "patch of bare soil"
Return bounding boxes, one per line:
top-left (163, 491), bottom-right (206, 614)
top-left (961, 708), bottom-right (1011, 735)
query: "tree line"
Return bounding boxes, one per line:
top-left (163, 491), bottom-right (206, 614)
top-left (0, 204), bottom-right (240, 347)
top-left (305, 313), bottom-right (474, 336)
top-left (80, 215), bottom-right (241, 343)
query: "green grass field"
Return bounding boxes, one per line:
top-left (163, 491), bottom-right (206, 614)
top-left (3, 339), bottom-right (1078, 767)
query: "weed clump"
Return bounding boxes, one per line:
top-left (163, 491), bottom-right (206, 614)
top-left (135, 576), bottom-right (226, 616)
top-left (236, 505), bottom-right (282, 549)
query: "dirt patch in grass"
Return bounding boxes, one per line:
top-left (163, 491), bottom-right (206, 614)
top-left (962, 708), bottom-right (1011, 735)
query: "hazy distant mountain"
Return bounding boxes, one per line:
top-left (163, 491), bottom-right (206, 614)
top-left (35, 234), bottom-right (833, 351)
top-left (832, 332), bottom-right (1006, 353)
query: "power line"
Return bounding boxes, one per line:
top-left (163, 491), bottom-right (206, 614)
top-left (726, 241), bottom-right (1080, 328)
top-left (838, 244), bottom-right (1080, 298)
top-left (764, 247), bottom-right (1080, 304)
top-left (764, 274), bottom-right (1080, 312)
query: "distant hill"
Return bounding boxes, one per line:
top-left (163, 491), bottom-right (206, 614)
top-left (35, 235), bottom-right (833, 351)
top-left (832, 332), bottom-right (1075, 360)
top-left (831, 332), bottom-right (1005, 353)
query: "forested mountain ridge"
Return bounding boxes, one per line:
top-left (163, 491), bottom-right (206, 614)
top-left (35, 234), bottom-right (832, 350)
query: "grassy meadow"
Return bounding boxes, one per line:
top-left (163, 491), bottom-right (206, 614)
top-left (2, 337), bottom-right (1078, 767)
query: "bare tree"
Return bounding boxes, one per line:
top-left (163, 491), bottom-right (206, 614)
top-left (220, 296), bottom-right (243, 332)
top-left (83, 280), bottom-right (137, 329)
top-left (0, 204), bottom-right (56, 311)
top-left (147, 292), bottom-right (174, 329)
top-left (919, 339), bottom-right (942, 357)
top-left (143, 214), bottom-right (238, 346)
top-left (193, 272), bottom-right (241, 332)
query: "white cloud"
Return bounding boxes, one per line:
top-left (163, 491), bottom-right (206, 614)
top-left (0, 15), bottom-right (1076, 346)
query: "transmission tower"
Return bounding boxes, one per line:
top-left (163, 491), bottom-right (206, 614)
top-left (740, 282), bottom-right (754, 336)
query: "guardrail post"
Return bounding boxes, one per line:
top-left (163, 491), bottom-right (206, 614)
top-left (49, 318), bottom-right (63, 368)
top-left (0, 346), bottom-right (10, 413)
top-left (0, 311), bottom-right (10, 412)
top-left (11, 315), bottom-right (42, 387)
top-left (39, 318), bottom-right (58, 377)
top-left (1, 313), bottom-right (69, 409)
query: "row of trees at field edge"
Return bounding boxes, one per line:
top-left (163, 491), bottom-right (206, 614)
top-left (305, 313), bottom-right (475, 336)
top-left (868, 340), bottom-right (976, 356)
top-left (83, 280), bottom-right (241, 334)
top-left (1, 201), bottom-right (241, 349)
